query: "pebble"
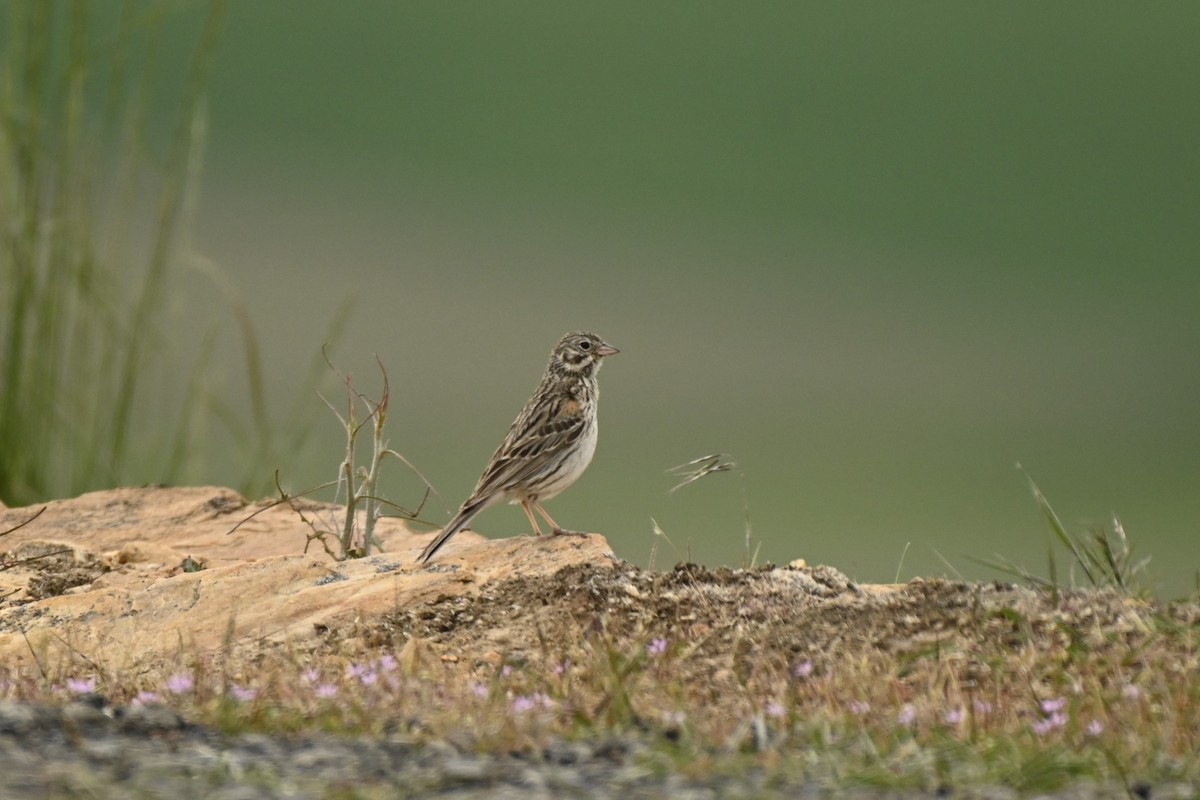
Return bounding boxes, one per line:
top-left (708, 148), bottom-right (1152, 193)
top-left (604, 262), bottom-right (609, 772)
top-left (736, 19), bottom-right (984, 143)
top-left (0, 701), bottom-right (1185, 799)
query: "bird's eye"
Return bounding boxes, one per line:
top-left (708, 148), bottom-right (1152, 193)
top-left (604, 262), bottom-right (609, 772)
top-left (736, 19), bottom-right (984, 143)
top-left (579, 340), bottom-right (591, 350)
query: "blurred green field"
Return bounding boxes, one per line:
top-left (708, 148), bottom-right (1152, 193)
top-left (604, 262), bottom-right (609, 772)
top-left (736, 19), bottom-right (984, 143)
top-left (7, 2), bottom-right (1199, 595)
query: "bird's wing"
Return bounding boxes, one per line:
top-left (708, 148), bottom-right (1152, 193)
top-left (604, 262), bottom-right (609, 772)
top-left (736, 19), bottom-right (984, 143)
top-left (469, 392), bottom-right (587, 499)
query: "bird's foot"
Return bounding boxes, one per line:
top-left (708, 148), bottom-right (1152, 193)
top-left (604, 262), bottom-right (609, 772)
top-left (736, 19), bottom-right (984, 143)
top-left (550, 527), bottom-right (590, 538)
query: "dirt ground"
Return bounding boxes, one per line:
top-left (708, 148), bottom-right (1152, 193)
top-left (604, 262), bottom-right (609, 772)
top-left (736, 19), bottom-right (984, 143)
top-left (1, 487), bottom-right (1195, 799)
top-left (358, 559), bottom-right (1168, 700)
top-left (0, 486), bottom-right (1176, 685)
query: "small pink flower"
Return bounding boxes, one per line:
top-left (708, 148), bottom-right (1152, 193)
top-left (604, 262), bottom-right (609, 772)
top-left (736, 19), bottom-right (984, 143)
top-left (897, 704), bottom-right (916, 725)
top-left (165, 673), bottom-right (193, 694)
top-left (847, 700), bottom-right (870, 716)
top-left (944, 707), bottom-right (964, 725)
top-left (301, 668), bottom-right (320, 684)
top-left (1086, 719), bottom-right (1104, 736)
top-left (1121, 684), bottom-right (1140, 700)
top-left (314, 683), bottom-right (338, 699)
top-left (552, 659), bottom-right (571, 675)
top-left (470, 681), bottom-right (489, 698)
top-left (133, 691), bottom-right (159, 706)
top-left (229, 685), bottom-right (257, 702)
top-left (1039, 697), bottom-right (1066, 714)
top-left (647, 638), bottom-right (668, 657)
top-left (1032, 712), bottom-right (1068, 735)
top-left (765, 701), bottom-right (786, 718)
top-left (793, 660), bottom-right (814, 678)
top-left (345, 663), bottom-right (377, 685)
top-left (377, 655), bottom-right (398, 672)
top-left (501, 665), bottom-right (513, 678)
top-left (66, 677), bottom-right (96, 694)
top-left (973, 699), bottom-right (992, 714)
top-left (511, 692), bottom-right (554, 713)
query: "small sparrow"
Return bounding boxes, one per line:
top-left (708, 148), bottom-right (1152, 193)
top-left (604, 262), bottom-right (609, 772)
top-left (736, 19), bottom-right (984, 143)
top-left (418, 331), bottom-right (619, 563)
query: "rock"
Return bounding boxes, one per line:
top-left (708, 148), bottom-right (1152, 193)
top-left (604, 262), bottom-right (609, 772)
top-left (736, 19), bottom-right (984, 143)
top-left (0, 702), bottom-right (42, 735)
top-left (116, 704), bottom-right (187, 734)
top-left (0, 486), bottom-right (616, 674)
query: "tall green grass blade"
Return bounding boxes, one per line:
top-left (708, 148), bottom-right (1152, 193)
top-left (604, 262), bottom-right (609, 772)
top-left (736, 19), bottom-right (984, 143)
top-left (0, 1), bottom-right (240, 505)
top-left (109, 0), bottom-right (226, 471)
top-left (1028, 476), bottom-right (1096, 585)
top-left (981, 475), bottom-right (1150, 597)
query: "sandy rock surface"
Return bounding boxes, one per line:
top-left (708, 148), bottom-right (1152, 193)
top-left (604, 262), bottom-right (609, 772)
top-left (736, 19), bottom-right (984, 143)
top-left (0, 486), bottom-right (614, 673)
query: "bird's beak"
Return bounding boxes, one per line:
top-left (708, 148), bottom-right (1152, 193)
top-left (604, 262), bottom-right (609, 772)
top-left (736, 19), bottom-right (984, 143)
top-left (596, 342), bottom-right (620, 357)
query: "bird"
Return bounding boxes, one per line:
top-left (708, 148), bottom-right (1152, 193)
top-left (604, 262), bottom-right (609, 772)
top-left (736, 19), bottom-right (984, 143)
top-left (417, 331), bottom-right (619, 563)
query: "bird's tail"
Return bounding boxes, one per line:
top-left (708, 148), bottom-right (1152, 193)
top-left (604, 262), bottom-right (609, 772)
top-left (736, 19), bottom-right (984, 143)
top-left (417, 495), bottom-right (494, 563)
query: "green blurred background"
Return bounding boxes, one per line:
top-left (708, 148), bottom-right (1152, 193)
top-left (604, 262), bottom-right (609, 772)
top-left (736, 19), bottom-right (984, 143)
top-left (24, 3), bottom-right (1200, 594)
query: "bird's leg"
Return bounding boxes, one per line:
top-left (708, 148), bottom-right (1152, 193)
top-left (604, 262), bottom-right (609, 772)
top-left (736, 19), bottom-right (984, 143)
top-left (534, 503), bottom-right (589, 537)
top-left (520, 501), bottom-right (545, 536)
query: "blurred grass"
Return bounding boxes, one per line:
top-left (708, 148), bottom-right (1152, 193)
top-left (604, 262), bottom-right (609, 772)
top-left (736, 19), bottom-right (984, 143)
top-left (0, 0), bottom-right (223, 504)
top-left (0, 0), bottom-right (321, 506)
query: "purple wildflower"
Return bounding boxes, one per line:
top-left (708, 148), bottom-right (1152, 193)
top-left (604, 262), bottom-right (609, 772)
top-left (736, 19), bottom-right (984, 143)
top-left (847, 700), bottom-right (870, 716)
top-left (897, 704), bottom-right (916, 725)
top-left (1039, 697), bottom-right (1066, 714)
top-left (512, 692), bottom-right (554, 713)
top-left (1032, 712), bottom-right (1068, 735)
top-left (345, 663), bottom-right (378, 685)
top-left (944, 707), bottom-right (964, 725)
top-left (165, 673), bottom-right (193, 694)
top-left (314, 683), bottom-right (338, 699)
top-left (973, 699), bottom-right (992, 715)
top-left (1086, 719), bottom-right (1104, 736)
top-left (229, 684), bottom-right (257, 702)
top-left (470, 680), bottom-right (489, 698)
top-left (66, 676), bottom-right (97, 694)
top-left (377, 654), bottom-right (398, 672)
top-left (301, 668), bottom-right (320, 684)
top-left (133, 691), bottom-right (159, 706)
top-left (1122, 684), bottom-right (1141, 700)
top-left (793, 660), bottom-right (814, 678)
top-left (647, 638), bottom-right (668, 657)
top-left (765, 701), bottom-right (787, 718)
top-left (552, 659), bottom-right (571, 675)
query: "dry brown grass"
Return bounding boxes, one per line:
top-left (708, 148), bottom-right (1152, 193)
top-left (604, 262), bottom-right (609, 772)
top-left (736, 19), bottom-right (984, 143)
top-left (3, 562), bottom-right (1196, 794)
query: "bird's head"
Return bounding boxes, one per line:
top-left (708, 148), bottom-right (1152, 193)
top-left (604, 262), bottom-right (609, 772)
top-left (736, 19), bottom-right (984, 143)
top-left (551, 331), bottom-right (619, 376)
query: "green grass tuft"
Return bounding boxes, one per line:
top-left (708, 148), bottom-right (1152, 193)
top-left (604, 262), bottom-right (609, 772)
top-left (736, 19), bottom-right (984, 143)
top-left (972, 474), bottom-right (1152, 598)
top-left (0, 1), bottom-right (340, 507)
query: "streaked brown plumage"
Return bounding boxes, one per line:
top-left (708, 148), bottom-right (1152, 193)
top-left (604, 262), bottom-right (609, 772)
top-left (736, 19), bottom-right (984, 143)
top-left (417, 331), bottom-right (619, 563)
